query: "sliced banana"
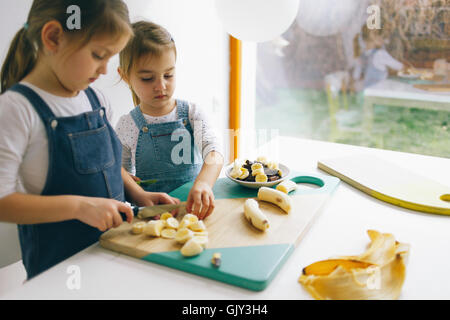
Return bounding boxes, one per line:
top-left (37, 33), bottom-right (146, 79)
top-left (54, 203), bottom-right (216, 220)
top-left (160, 212), bottom-right (173, 221)
top-left (255, 174), bottom-right (268, 183)
top-left (192, 236), bottom-right (208, 248)
top-left (144, 220), bottom-right (164, 237)
top-left (189, 220), bottom-right (206, 232)
top-left (161, 228), bottom-right (177, 239)
top-left (165, 217), bottom-right (179, 229)
top-left (193, 230), bottom-right (209, 237)
top-left (180, 238), bottom-right (204, 257)
top-left (183, 214), bottom-right (199, 224)
top-left (238, 167), bottom-right (250, 180)
top-left (256, 156), bottom-right (268, 165)
top-left (257, 187), bottom-right (292, 213)
top-left (267, 161), bottom-right (279, 170)
top-left (276, 180), bottom-right (297, 194)
top-left (251, 167), bottom-right (264, 176)
top-left (251, 163), bottom-right (263, 171)
top-left (244, 199), bottom-right (270, 231)
top-left (175, 228), bottom-right (194, 244)
top-left (131, 221), bottom-right (147, 235)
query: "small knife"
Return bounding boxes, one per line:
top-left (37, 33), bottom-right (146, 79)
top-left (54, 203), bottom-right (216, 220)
top-left (120, 202), bottom-right (187, 220)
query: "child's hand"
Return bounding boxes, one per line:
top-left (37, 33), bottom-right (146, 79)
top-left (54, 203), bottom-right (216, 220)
top-left (186, 181), bottom-right (215, 220)
top-left (77, 197), bottom-right (134, 232)
top-left (129, 174), bottom-right (141, 183)
top-left (132, 190), bottom-right (180, 208)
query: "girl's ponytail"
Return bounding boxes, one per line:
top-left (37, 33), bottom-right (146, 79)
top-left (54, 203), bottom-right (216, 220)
top-left (1, 26), bottom-right (36, 93)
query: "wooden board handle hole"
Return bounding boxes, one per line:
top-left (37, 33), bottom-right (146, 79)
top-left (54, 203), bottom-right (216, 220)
top-left (291, 176), bottom-right (324, 190)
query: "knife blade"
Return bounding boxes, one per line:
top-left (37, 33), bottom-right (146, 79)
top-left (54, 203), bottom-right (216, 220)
top-left (119, 202), bottom-right (186, 221)
top-left (135, 202), bottom-right (187, 219)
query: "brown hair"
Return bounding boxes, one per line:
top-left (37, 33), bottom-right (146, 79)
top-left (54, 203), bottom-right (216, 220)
top-left (354, 24), bottom-right (386, 58)
top-left (119, 21), bottom-right (176, 106)
top-left (1, 0), bottom-right (133, 93)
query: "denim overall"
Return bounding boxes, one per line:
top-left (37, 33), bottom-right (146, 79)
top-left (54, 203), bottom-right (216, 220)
top-left (9, 84), bottom-right (125, 279)
top-left (363, 48), bottom-right (387, 88)
top-left (130, 100), bottom-right (202, 193)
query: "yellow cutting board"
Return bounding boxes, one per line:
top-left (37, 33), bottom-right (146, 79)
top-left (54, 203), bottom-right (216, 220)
top-left (100, 174), bottom-right (340, 291)
top-left (318, 155), bottom-right (450, 216)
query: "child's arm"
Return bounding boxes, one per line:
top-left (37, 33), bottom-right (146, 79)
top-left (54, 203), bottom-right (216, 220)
top-left (121, 167), bottom-right (180, 208)
top-left (0, 192), bottom-right (134, 231)
top-left (186, 151), bottom-right (224, 220)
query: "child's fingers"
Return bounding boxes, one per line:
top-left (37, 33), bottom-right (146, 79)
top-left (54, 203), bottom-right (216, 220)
top-left (191, 192), bottom-right (203, 216)
top-left (204, 195), bottom-right (215, 219)
top-left (158, 193), bottom-right (179, 205)
top-left (117, 201), bottom-right (134, 224)
top-left (186, 194), bottom-right (194, 213)
top-left (198, 193), bottom-right (211, 220)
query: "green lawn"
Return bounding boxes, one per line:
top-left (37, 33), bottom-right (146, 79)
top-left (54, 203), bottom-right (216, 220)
top-left (256, 88), bottom-right (450, 159)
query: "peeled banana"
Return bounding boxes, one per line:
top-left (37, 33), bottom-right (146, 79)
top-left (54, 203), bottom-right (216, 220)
top-left (276, 180), bottom-right (297, 194)
top-left (257, 187), bottom-right (292, 213)
top-left (175, 228), bottom-right (194, 244)
top-left (131, 221), bottom-right (147, 234)
top-left (298, 230), bottom-right (410, 300)
top-left (244, 199), bottom-right (270, 231)
top-left (255, 174), bottom-right (268, 183)
top-left (144, 220), bottom-right (164, 237)
top-left (165, 217), bottom-right (179, 229)
top-left (180, 238), bottom-right (204, 257)
top-left (161, 228), bottom-right (177, 239)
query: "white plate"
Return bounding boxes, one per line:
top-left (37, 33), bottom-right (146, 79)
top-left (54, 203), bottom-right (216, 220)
top-left (225, 163), bottom-right (290, 189)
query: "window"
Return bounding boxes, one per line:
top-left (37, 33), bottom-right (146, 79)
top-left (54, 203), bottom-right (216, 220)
top-left (252, 0), bottom-right (450, 158)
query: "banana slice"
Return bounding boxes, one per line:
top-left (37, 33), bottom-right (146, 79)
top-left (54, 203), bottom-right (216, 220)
top-left (267, 161), bottom-right (279, 170)
top-left (193, 230), bottom-right (209, 237)
top-left (251, 167), bottom-right (264, 176)
top-left (244, 199), bottom-right (270, 231)
top-left (239, 167), bottom-right (250, 180)
top-left (165, 217), bottom-right (179, 229)
top-left (144, 220), bottom-right (164, 237)
top-left (251, 163), bottom-right (263, 171)
top-left (256, 156), bottom-right (268, 165)
top-left (131, 221), bottom-right (146, 235)
top-left (188, 220), bottom-right (206, 232)
top-left (192, 236), bottom-right (208, 248)
top-left (160, 212), bottom-right (173, 221)
top-left (257, 187), bottom-right (292, 213)
top-left (175, 228), bottom-right (194, 244)
top-left (180, 238), bottom-right (204, 257)
top-left (276, 180), bottom-right (297, 194)
top-left (255, 174), bottom-right (268, 183)
top-left (161, 228), bottom-right (177, 239)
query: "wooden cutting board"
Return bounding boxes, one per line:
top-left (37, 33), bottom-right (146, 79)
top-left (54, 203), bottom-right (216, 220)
top-left (100, 172), bottom-right (340, 291)
top-left (318, 155), bottom-right (450, 216)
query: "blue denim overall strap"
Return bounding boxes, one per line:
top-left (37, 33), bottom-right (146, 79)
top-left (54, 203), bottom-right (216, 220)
top-left (363, 49), bottom-right (388, 88)
top-left (129, 100), bottom-right (202, 193)
top-left (8, 84), bottom-right (124, 279)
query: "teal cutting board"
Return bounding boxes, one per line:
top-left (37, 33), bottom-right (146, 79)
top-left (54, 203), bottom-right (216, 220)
top-left (100, 171), bottom-right (340, 291)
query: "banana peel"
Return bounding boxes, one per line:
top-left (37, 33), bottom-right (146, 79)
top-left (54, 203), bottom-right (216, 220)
top-left (299, 230), bottom-right (410, 300)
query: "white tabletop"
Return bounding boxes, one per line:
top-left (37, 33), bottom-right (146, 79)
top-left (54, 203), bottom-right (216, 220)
top-left (364, 79), bottom-right (450, 103)
top-left (2, 136), bottom-right (450, 300)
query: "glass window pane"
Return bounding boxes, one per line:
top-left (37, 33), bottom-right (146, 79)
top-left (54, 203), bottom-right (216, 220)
top-left (255, 0), bottom-right (450, 158)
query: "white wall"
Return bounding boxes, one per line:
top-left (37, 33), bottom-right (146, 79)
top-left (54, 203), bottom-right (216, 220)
top-left (0, 0), bottom-right (229, 268)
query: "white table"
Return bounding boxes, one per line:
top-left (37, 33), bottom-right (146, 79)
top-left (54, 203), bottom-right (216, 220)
top-left (363, 78), bottom-right (450, 130)
top-left (1, 136), bottom-right (450, 300)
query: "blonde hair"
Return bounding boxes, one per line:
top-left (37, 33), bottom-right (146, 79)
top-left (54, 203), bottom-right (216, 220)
top-left (1, 0), bottom-right (133, 93)
top-left (119, 21), bottom-right (176, 106)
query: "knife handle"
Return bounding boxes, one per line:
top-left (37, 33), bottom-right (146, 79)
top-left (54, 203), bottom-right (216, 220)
top-left (120, 206), bottom-right (139, 221)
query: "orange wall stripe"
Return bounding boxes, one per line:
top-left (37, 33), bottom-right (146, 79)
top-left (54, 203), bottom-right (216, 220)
top-left (229, 35), bottom-right (241, 163)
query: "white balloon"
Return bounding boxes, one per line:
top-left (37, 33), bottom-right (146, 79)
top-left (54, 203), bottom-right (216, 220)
top-left (214, 0), bottom-right (300, 42)
top-left (296, 0), bottom-right (359, 37)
